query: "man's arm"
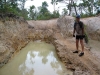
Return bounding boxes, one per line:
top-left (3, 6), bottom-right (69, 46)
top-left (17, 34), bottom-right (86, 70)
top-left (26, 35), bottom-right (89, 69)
top-left (81, 22), bottom-right (85, 35)
top-left (73, 28), bottom-right (75, 35)
top-left (82, 28), bottom-right (84, 35)
top-left (81, 22), bottom-right (85, 38)
top-left (73, 23), bottom-right (76, 37)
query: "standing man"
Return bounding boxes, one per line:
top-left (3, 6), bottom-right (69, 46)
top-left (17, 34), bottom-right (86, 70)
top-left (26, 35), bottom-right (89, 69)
top-left (73, 15), bottom-right (85, 57)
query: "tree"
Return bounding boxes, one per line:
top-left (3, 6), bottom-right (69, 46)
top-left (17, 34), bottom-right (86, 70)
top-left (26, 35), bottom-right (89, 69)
top-left (0, 0), bottom-right (18, 13)
top-left (62, 8), bottom-right (68, 15)
top-left (82, 0), bottom-right (94, 16)
top-left (0, 0), bottom-right (30, 19)
top-left (41, 1), bottom-right (49, 14)
top-left (72, 0), bottom-right (77, 15)
top-left (51, 0), bottom-right (58, 12)
top-left (94, 0), bottom-right (100, 14)
top-left (51, 10), bottom-right (60, 18)
top-left (19, 0), bottom-right (27, 10)
top-left (57, 0), bottom-right (78, 15)
top-left (29, 5), bottom-right (36, 20)
top-left (77, 0), bottom-right (96, 16)
top-left (37, 1), bottom-right (51, 20)
top-left (20, 9), bottom-right (29, 19)
top-left (57, 0), bottom-right (100, 17)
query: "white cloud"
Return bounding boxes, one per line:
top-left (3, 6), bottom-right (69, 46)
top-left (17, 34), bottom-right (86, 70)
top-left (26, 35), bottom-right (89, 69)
top-left (25, 0), bottom-right (53, 11)
top-left (25, 0), bottom-right (66, 13)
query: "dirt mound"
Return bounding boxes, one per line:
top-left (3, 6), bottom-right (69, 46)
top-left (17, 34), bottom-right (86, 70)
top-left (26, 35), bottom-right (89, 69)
top-left (27, 19), bottom-right (58, 30)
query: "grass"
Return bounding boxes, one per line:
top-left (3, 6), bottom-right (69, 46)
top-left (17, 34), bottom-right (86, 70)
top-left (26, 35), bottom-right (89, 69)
top-left (84, 24), bottom-right (89, 44)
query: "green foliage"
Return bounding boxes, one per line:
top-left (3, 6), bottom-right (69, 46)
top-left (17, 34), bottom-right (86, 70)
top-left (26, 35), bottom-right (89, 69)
top-left (84, 24), bottom-right (89, 44)
top-left (42, 1), bottom-right (48, 7)
top-left (84, 32), bottom-right (89, 44)
top-left (37, 12), bottom-right (51, 20)
top-left (36, 1), bottom-right (60, 20)
top-left (96, 9), bottom-right (100, 15)
top-left (1, 0), bottom-right (100, 20)
top-left (33, 1), bottom-right (50, 20)
top-left (80, 13), bottom-right (95, 18)
top-left (19, 9), bottom-right (29, 20)
top-left (62, 8), bottom-right (68, 15)
top-left (0, 0), bottom-right (18, 13)
top-left (51, 11), bottom-right (60, 18)
top-left (0, 0), bottom-right (59, 20)
top-left (58, 0), bottom-right (100, 17)
top-left (0, 0), bottom-right (30, 19)
top-left (28, 5), bottom-right (36, 20)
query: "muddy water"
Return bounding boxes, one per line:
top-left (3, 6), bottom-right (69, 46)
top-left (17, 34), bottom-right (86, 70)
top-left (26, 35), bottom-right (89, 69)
top-left (0, 41), bottom-right (73, 75)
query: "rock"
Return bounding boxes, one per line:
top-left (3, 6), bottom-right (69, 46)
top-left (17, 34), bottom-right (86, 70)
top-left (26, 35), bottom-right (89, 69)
top-left (57, 16), bottom-right (100, 41)
top-left (28, 25), bottom-right (34, 29)
top-left (57, 16), bottom-right (74, 38)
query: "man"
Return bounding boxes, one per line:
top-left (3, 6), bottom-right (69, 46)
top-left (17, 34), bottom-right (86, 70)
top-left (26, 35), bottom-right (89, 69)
top-left (73, 15), bottom-right (85, 57)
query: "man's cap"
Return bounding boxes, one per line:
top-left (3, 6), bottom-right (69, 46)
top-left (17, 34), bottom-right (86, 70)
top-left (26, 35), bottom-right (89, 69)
top-left (76, 14), bottom-right (80, 18)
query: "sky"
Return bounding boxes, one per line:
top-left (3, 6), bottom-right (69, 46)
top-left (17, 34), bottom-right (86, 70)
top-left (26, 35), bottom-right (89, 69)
top-left (25, 0), bottom-right (67, 13)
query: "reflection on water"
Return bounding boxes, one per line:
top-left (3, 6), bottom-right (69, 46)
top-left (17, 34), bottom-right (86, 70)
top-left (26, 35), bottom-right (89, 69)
top-left (0, 41), bottom-right (73, 75)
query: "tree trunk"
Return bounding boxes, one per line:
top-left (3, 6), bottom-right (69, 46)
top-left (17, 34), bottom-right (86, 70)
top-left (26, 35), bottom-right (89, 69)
top-left (4, 0), bottom-right (7, 5)
top-left (72, 0), bottom-right (77, 15)
top-left (68, 0), bottom-right (72, 15)
top-left (54, 2), bottom-right (56, 12)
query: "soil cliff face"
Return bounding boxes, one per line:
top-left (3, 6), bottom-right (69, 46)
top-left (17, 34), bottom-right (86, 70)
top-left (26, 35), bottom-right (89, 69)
top-left (57, 16), bottom-right (100, 41)
top-left (0, 19), bottom-right (29, 67)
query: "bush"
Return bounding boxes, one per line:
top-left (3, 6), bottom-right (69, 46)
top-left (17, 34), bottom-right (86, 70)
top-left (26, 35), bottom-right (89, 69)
top-left (84, 25), bottom-right (89, 44)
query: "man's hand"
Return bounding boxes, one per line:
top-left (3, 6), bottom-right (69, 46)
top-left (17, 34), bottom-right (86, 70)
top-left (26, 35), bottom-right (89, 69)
top-left (73, 34), bottom-right (75, 37)
top-left (82, 35), bottom-right (85, 38)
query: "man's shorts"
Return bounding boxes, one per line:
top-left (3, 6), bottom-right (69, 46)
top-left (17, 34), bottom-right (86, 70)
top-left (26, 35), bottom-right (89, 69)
top-left (76, 35), bottom-right (84, 40)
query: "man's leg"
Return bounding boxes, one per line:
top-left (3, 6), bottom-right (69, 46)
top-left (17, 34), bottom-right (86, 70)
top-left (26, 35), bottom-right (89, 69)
top-left (80, 39), bottom-right (84, 52)
top-left (73, 39), bottom-right (79, 53)
top-left (76, 39), bottom-right (79, 51)
top-left (79, 39), bottom-right (84, 56)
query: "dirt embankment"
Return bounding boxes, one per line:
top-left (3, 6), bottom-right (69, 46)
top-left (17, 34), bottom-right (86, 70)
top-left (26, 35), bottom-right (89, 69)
top-left (0, 15), bottom-right (100, 75)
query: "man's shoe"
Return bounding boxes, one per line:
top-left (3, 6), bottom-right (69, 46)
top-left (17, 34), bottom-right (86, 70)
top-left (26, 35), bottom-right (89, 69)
top-left (73, 50), bottom-right (78, 53)
top-left (79, 52), bottom-right (84, 57)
